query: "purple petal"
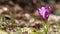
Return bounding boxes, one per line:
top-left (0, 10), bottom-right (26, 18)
top-left (38, 6), bottom-right (50, 20)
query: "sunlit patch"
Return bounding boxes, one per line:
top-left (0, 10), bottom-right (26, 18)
top-left (2, 7), bottom-right (8, 11)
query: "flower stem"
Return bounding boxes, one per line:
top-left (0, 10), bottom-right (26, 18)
top-left (41, 20), bottom-right (50, 34)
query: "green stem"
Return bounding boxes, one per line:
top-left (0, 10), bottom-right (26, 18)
top-left (41, 21), bottom-right (50, 34)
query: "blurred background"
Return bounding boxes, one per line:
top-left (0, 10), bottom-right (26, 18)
top-left (0, 0), bottom-right (60, 34)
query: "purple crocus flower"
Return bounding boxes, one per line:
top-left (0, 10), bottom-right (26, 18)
top-left (38, 6), bottom-right (50, 20)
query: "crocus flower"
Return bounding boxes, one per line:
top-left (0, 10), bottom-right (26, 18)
top-left (38, 6), bottom-right (50, 20)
